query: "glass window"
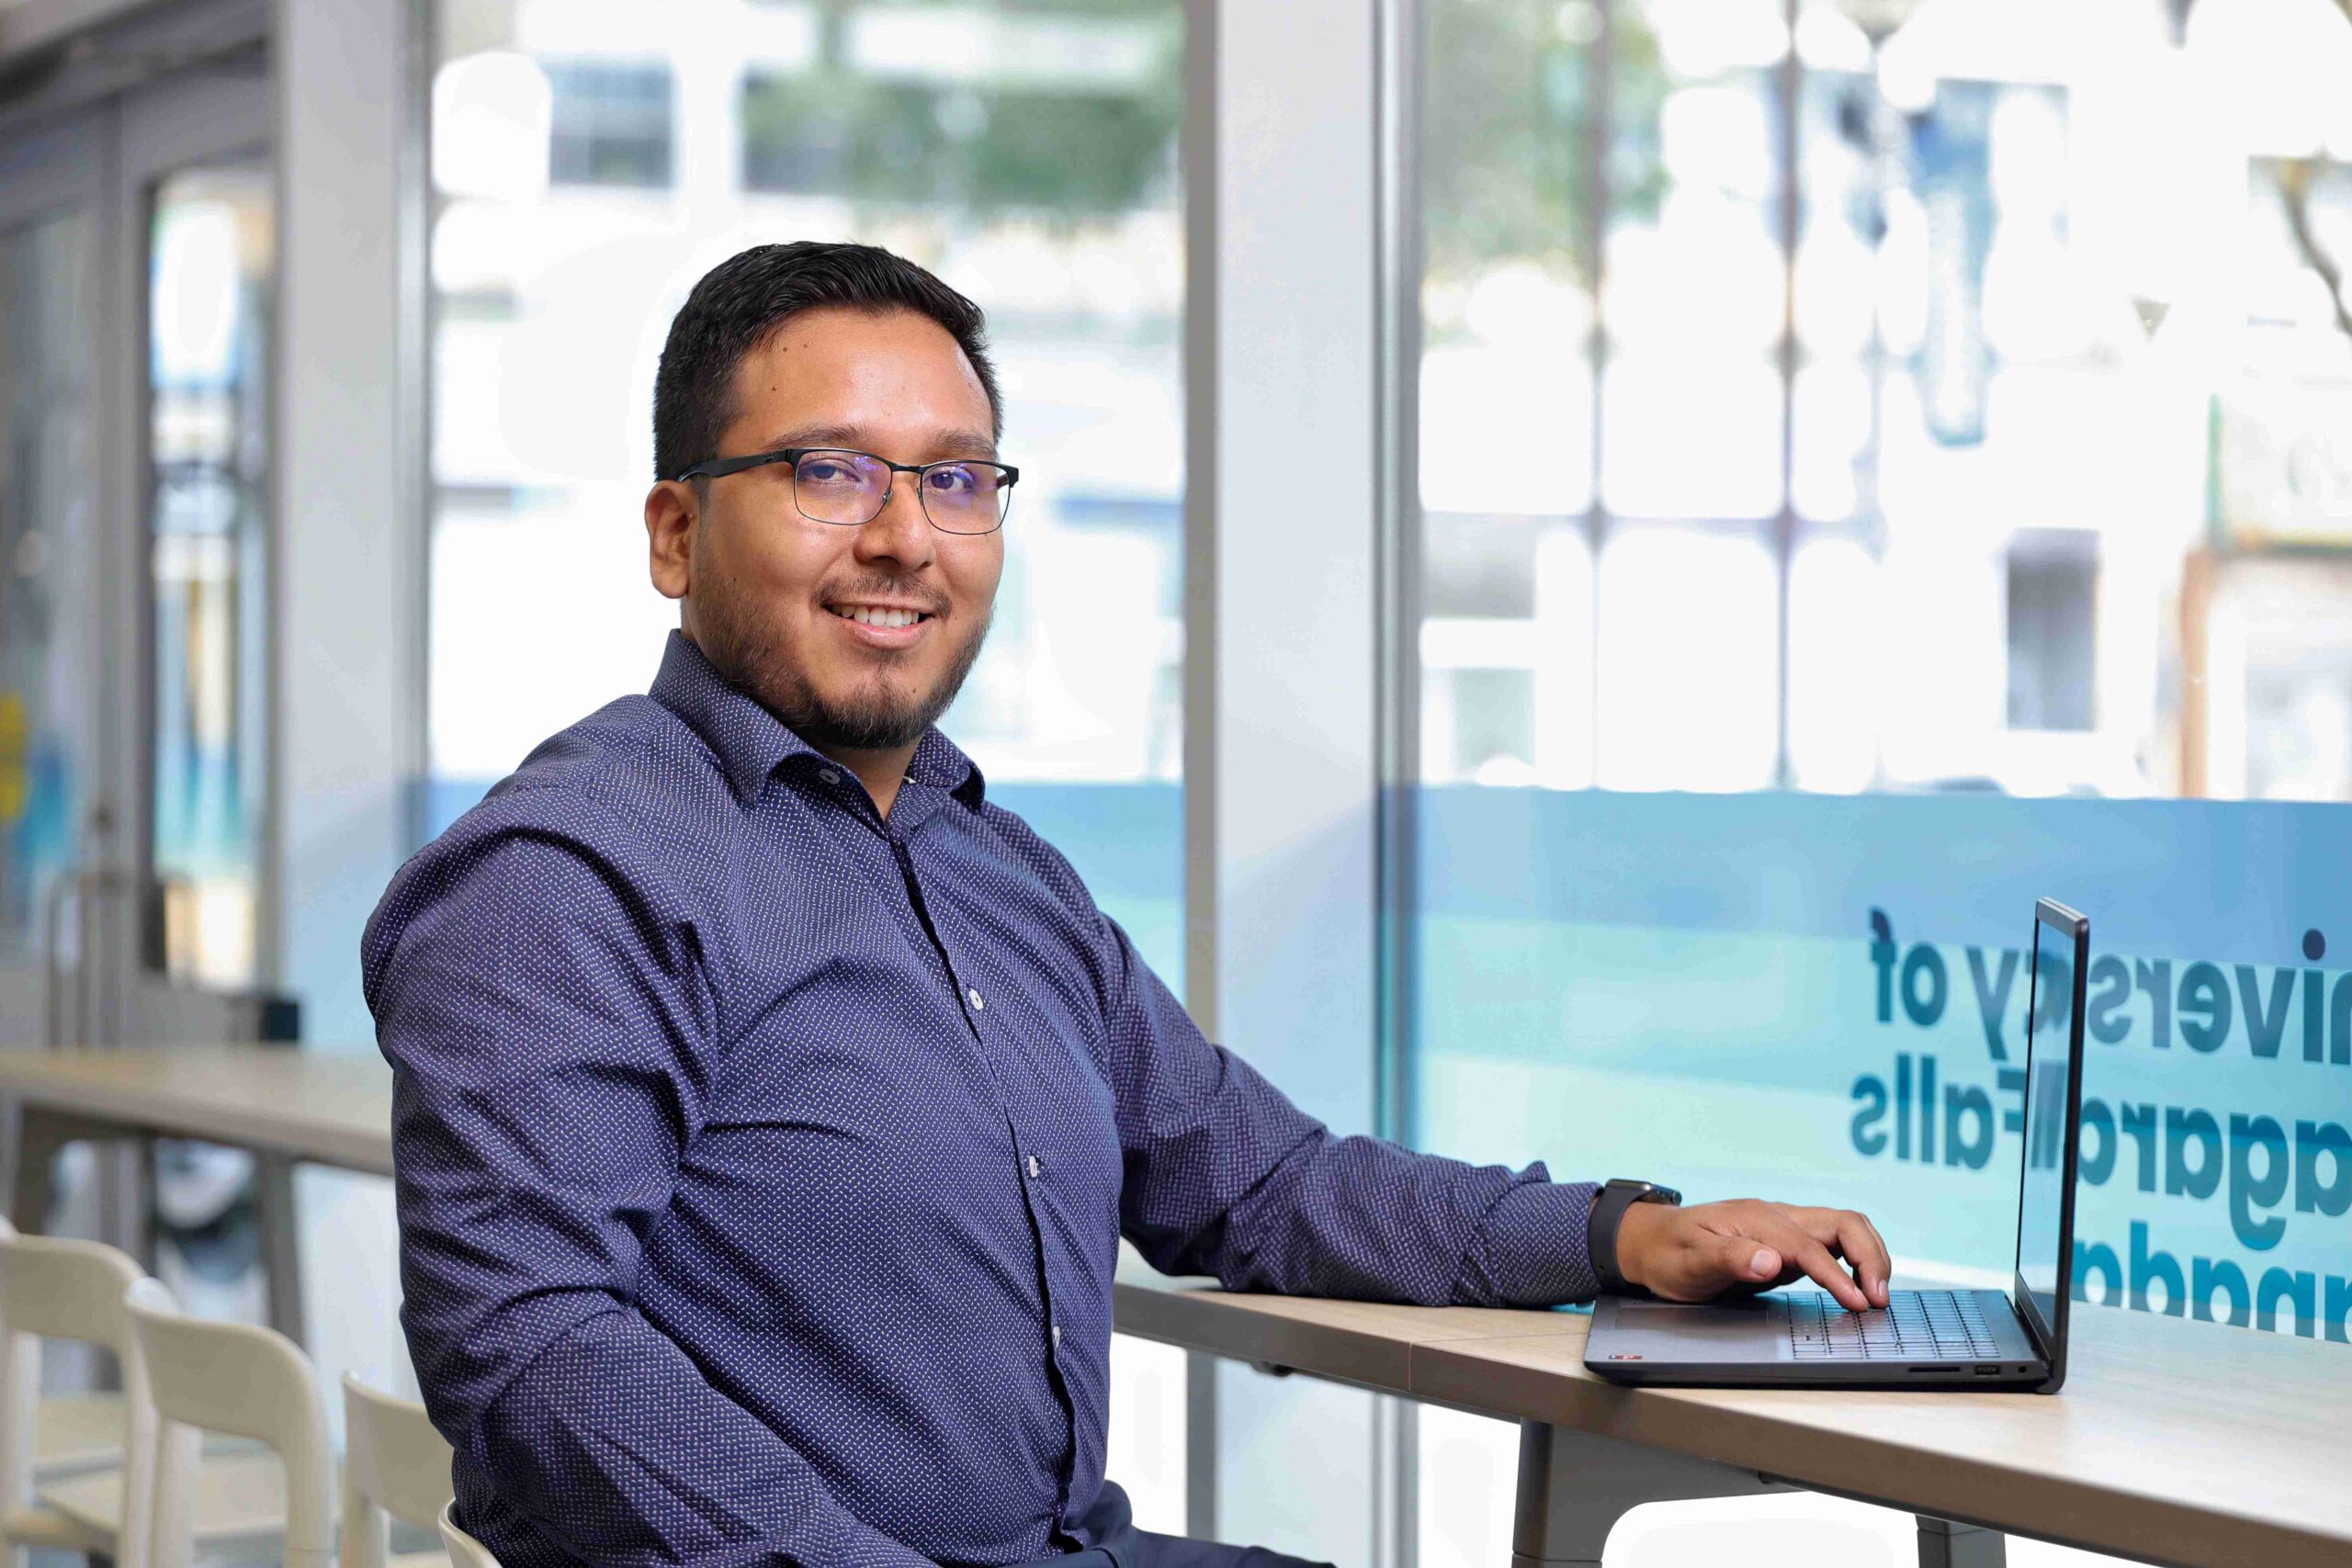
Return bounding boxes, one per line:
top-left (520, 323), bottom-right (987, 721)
top-left (0, 211), bottom-right (95, 953)
top-left (1412, 0), bottom-right (2352, 1548)
top-left (431, 0), bottom-right (1186, 1527)
top-left (545, 61), bottom-right (675, 188)
top-left (1600, 0), bottom-right (1786, 522)
top-left (741, 74), bottom-right (1173, 210)
top-left (1417, 0), bottom-right (1599, 788)
top-left (1594, 524), bottom-right (1778, 791)
top-left (148, 164), bottom-right (273, 987)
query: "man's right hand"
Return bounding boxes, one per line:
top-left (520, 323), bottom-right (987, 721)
top-left (1614, 1198), bottom-right (1891, 1311)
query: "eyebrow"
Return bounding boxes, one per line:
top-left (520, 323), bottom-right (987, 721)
top-left (752, 424), bottom-right (1000, 462)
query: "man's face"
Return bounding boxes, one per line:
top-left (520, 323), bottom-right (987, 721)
top-left (650, 306), bottom-right (1004, 753)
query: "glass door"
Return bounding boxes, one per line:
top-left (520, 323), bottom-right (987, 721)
top-left (121, 68), bottom-right (281, 1032)
top-left (0, 60), bottom-right (284, 1055)
top-left (0, 115), bottom-right (111, 1053)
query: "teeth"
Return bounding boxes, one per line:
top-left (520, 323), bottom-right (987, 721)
top-left (833, 605), bottom-right (923, 628)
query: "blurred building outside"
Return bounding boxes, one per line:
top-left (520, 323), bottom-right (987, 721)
top-left (1416, 0), bottom-right (2352, 803)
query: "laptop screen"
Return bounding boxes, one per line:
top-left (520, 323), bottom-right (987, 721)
top-left (2013, 905), bottom-right (2085, 1343)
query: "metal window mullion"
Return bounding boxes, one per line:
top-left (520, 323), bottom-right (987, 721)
top-left (1772, 0), bottom-right (1803, 788)
top-left (1372, 0), bottom-right (1422, 1159)
top-left (1371, 5), bottom-right (1423, 1568)
top-left (96, 99), bottom-right (139, 1027)
top-left (1586, 0), bottom-right (1615, 781)
top-left (1180, 0), bottom-right (1220, 1544)
top-left (403, 0), bottom-right (435, 851)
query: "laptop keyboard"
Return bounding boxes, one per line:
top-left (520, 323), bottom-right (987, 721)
top-left (1786, 1290), bottom-right (1998, 1360)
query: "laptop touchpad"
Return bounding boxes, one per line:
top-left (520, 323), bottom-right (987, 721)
top-left (1617, 1301), bottom-right (1771, 1324)
top-left (1613, 1300), bottom-right (1780, 1346)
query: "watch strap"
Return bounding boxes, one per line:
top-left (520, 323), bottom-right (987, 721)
top-left (1588, 1179), bottom-right (1682, 1295)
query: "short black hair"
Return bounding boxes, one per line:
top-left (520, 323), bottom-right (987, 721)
top-left (651, 240), bottom-right (1002, 482)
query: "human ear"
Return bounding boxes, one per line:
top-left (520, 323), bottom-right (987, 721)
top-left (646, 480), bottom-right (696, 601)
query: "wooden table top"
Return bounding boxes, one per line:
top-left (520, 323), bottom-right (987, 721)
top-left (0, 1046), bottom-right (393, 1176)
top-left (1114, 1266), bottom-right (2352, 1568)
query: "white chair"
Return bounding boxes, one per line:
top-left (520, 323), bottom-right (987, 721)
top-left (0, 1231), bottom-right (155, 1568)
top-left (0, 1215), bottom-right (129, 1483)
top-left (341, 1374), bottom-right (457, 1568)
top-left (438, 1498), bottom-right (502, 1568)
top-left (0, 1235), bottom-right (282, 1568)
top-left (126, 1276), bottom-right (331, 1568)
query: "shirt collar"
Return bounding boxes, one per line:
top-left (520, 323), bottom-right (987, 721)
top-left (650, 630), bottom-right (985, 811)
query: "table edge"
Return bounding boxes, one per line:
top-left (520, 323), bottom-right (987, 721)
top-left (1114, 1281), bottom-right (2352, 1568)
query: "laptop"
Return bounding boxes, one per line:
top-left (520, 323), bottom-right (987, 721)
top-left (1585, 897), bottom-right (2087, 1392)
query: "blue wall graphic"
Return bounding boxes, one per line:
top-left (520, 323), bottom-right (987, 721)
top-left (1413, 787), bottom-right (2352, 1343)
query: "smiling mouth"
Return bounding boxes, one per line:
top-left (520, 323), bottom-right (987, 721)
top-left (827, 604), bottom-right (935, 629)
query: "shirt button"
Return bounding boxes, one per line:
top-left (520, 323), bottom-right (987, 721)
top-left (967, 987), bottom-right (985, 1011)
top-left (1025, 1154), bottom-right (1041, 1179)
top-left (820, 769), bottom-right (841, 785)
top-left (1050, 1320), bottom-right (1061, 1348)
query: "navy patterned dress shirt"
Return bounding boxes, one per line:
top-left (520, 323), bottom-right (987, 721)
top-left (364, 631), bottom-right (1600, 1568)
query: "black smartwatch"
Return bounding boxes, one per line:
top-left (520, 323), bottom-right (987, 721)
top-left (1588, 1178), bottom-right (1683, 1296)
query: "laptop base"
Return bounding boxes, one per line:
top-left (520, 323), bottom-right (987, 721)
top-left (1585, 1289), bottom-right (2048, 1389)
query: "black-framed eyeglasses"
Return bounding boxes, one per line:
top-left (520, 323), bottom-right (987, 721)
top-left (674, 446), bottom-right (1020, 536)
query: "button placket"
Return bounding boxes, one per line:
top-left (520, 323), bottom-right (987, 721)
top-left (879, 805), bottom-right (1073, 1453)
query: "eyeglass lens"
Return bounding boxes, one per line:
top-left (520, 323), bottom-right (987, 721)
top-left (794, 449), bottom-right (1009, 534)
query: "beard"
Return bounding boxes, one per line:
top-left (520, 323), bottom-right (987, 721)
top-left (690, 569), bottom-right (991, 753)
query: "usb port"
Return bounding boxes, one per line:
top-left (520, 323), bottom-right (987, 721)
top-left (1974, 1365), bottom-right (2001, 1376)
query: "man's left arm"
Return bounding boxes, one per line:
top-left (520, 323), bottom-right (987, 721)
top-left (1085, 911), bottom-right (1591, 1307)
top-left (1086, 914), bottom-right (1888, 1310)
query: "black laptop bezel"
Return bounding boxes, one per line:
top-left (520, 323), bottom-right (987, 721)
top-left (2011, 897), bottom-right (2088, 1395)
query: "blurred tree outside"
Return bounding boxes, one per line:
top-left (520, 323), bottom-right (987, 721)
top-left (1419, 0), bottom-right (1666, 291)
top-left (740, 0), bottom-right (1182, 221)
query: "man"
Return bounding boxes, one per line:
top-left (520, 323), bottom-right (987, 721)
top-left (365, 241), bottom-right (1892, 1568)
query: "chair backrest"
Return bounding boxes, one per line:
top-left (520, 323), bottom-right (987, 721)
top-left (439, 1498), bottom-right (502, 1568)
top-left (340, 1374), bottom-right (456, 1568)
top-left (0, 1233), bottom-right (159, 1567)
top-left (0, 1231), bottom-right (142, 1353)
top-left (125, 1278), bottom-right (332, 1568)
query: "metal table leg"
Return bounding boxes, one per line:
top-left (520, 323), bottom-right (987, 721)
top-left (1510, 1423), bottom-right (1792, 1568)
top-left (6, 1103), bottom-right (120, 1236)
top-left (1917, 1515), bottom-right (2007, 1567)
top-left (253, 1152), bottom-right (308, 1348)
top-left (1512, 1422), bottom-right (2009, 1568)
top-left (6, 1100), bottom-right (63, 1235)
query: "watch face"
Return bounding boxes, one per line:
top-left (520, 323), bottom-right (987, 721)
top-left (1610, 1179), bottom-right (1674, 1202)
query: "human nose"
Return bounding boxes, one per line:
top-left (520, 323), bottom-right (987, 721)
top-left (852, 470), bottom-right (937, 569)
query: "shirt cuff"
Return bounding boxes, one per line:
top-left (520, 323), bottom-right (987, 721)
top-left (1453, 1176), bottom-right (1602, 1306)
